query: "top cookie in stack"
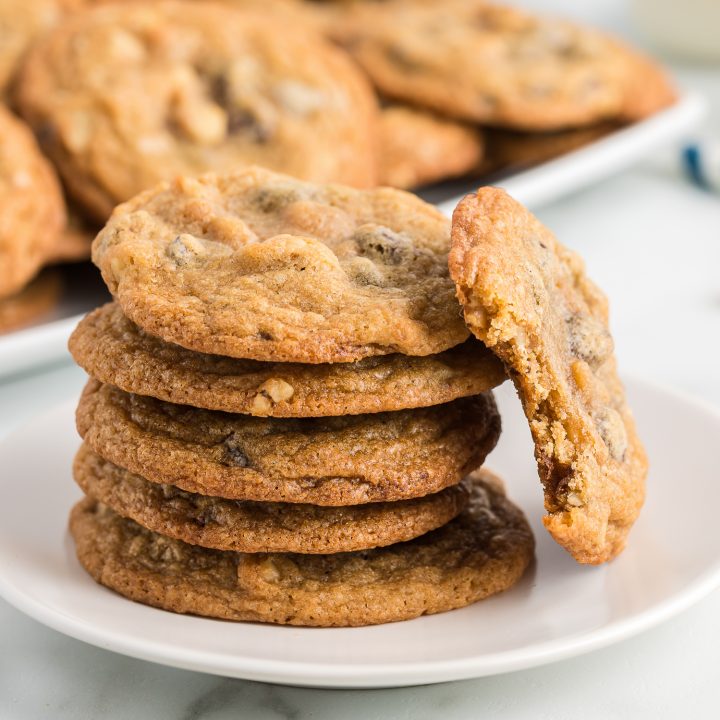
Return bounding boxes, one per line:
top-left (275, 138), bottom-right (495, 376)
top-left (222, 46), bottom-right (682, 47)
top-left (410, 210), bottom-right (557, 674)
top-left (68, 166), bottom-right (537, 627)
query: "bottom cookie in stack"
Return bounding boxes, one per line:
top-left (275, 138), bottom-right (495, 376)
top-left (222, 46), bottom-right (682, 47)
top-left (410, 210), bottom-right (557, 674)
top-left (67, 372), bottom-right (533, 626)
top-left (70, 468), bottom-right (533, 628)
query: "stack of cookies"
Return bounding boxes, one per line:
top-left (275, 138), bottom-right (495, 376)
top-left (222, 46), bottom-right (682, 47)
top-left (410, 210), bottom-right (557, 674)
top-left (67, 167), bottom-right (536, 627)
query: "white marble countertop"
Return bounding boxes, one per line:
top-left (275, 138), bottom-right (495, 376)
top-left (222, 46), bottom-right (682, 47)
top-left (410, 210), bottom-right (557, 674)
top-left (3, 2), bottom-right (720, 717)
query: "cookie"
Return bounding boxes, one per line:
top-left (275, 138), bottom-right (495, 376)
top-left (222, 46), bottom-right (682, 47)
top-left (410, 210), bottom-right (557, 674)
top-left (69, 472), bottom-right (534, 626)
top-left (338, 0), bottom-right (676, 130)
top-left (0, 105), bottom-right (66, 299)
top-left (449, 187), bottom-right (647, 564)
top-left (0, 270), bottom-right (62, 335)
top-left (74, 444), bottom-right (470, 553)
top-left (16, 1), bottom-right (378, 221)
top-left (69, 303), bottom-right (505, 416)
top-left (378, 104), bottom-right (484, 189)
top-left (76, 380), bottom-right (501, 505)
top-left (0, 0), bottom-right (81, 95)
top-left (91, 167), bottom-right (469, 362)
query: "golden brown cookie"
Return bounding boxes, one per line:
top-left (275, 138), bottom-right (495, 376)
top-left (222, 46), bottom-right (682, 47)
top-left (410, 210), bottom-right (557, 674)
top-left (16, 1), bottom-right (378, 221)
top-left (449, 187), bottom-right (647, 564)
top-left (338, 0), bottom-right (676, 130)
top-left (76, 380), bottom-right (501, 505)
top-left (91, 167), bottom-right (469, 362)
top-left (0, 105), bottom-right (66, 299)
top-left (69, 303), bottom-right (506, 416)
top-left (74, 444), bottom-right (470, 553)
top-left (378, 104), bottom-right (484, 189)
top-left (0, 0), bottom-right (82, 95)
top-left (69, 472), bottom-right (534, 626)
top-left (0, 270), bottom-right (62, 335)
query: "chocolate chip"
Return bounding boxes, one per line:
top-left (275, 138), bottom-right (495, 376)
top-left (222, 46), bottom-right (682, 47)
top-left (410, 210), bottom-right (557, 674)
top-left (254, 186), bottom-right (302, 213)
top-left (222, 434), bottom-right (252, 467)
top-left (210, 74), bottom-right (271, 142)
top-left (566, 313), bottom-right (613, 368)
top-left (258, 330), bottom-right (273, 341)
top-left (353, 225), bottom-right (415, 266)
top-left (384, 45), bottom-right (424, 72)
top-left (226, 108), bottom-right (271, 142)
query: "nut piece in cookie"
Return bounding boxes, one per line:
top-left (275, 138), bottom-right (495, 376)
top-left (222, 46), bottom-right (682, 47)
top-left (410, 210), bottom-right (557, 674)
top-left (91, 167), bottom-right (469, 363)
top-left (449, 187), bottom-right (647, 564)
top-left (69, 470), bottom-right (534, 627)
top-left (339, 0), bottom-right (676, 130)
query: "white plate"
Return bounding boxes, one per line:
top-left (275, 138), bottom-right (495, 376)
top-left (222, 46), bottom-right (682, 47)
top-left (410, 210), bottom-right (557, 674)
top-left (0, 93), bottom-right (704, 381)
top-left (0, 377), bottom-right (719, 689)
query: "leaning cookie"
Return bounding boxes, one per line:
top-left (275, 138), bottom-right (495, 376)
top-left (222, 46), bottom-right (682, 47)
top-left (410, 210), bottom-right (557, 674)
top-left (76, 380), bottom-right (501, 505)
top-left (449, 187), bottom-right (647, 564)
top-left (69, 303), bottom-right (505, 416)
top-left (338, 0), bottom-right (676, 130)
top-left (91, 167), bottom-right (469, 363)
top-left (16, 1), bottom-right (378, 221)
top-left (69, 473), bottom-right (534, 627)
top-left (73, 444), bottom-right (471, 553)
top-left (0, 105), bottom-right (66, 299)
top-left (378, 104), bottom-right (484, 189)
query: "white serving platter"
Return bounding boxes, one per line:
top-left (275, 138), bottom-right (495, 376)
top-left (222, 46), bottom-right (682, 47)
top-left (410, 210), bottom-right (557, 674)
top-left (1, 377), bottom-right (719, 688)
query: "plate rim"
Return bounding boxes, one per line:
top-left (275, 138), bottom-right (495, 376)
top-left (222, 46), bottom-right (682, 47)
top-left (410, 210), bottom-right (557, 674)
top-left (1, 374), bottom-right (719, 688)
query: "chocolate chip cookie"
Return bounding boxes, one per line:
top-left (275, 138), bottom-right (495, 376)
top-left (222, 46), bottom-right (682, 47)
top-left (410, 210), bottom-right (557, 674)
top-left (16, 1), bottom-right (378, 221)
top-left (76, 380), bottom-right (500, 505)
top-left (74, 444), bottom-right (471, 553)
top-left (92, 167), bottom-right (469, 362)
top-left (0, 105), bottom-right (66, 299)
top-left (69, 472), bottom-right (534, 626)
top-left (378, 104), bottom-right (484, 189)
top-left (69, 303), bottom-right (505, 416)
top-left (449, 187), bottom-right (647, 564)
top-left (338, 0), bottom-right (676, 130)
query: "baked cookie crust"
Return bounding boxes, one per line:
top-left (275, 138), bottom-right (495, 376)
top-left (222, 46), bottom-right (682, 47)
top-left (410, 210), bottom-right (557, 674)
top-left (69, 473), bottom-right (534, 627)
top-left (449, 187), bottom-right (647, 564)
top-left (76, 380), bottom-right (501, 505)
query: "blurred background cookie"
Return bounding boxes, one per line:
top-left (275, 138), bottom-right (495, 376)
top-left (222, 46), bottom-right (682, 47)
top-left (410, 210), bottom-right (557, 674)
top-left (0, 105), bottom-right (66, 300)
top-left (16, 0), bottom-right (379, 221)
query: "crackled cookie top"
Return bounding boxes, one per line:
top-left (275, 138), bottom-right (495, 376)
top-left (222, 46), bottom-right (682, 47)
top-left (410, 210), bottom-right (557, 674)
top-left (70, 472), bottom-right (534, 626)
top-left (70, 303), bottom-right (505, 416)
top-left (338, 0), bottom-right (675, 130)
top-left (0, 105), bottom-right (66, 299)
top-left (76, 380), bottom-right (500, 505)
top-left (92, 167), bottom-right (469, 362)
top-left (16, 1), bottom-right (377, 221)
top-left (378, 105), bottom-right (484, 189)
top-left (450, 187), bottom-right (647, 564)
top-left (74, 444), bottom-right (470, 554)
